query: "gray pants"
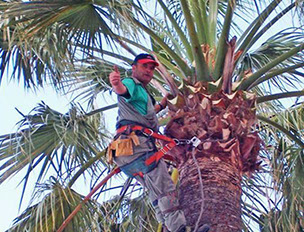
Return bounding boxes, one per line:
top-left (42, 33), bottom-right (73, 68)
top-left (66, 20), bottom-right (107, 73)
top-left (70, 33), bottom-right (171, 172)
top-left (115, 151), bottom-right (186, 232)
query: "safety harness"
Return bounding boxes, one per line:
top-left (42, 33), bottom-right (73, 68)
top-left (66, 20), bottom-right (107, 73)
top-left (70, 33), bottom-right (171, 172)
top-left (115, 125), bottom-right (178, 177)
top-left (114, 125), bottom-right (202, 178)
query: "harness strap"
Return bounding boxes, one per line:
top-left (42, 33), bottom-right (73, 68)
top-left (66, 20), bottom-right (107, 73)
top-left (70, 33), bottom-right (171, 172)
top-left (145, 142), bottom-right (176, 166)
top-left (116, 125), bottom-right (175, 143)
top-left (116, 125), bottom-right (177, 176)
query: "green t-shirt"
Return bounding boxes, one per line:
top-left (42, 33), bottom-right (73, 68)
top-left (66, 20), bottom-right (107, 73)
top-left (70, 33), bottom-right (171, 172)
top-left (122, 78), bottom-right (148, 115)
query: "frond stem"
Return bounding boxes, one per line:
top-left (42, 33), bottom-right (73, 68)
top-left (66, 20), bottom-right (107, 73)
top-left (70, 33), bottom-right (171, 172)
top-left (247, 62), bottom-right (304, 89)
top-left (180, 0), bottom-right (210, 81)
top-left (257, 90), bottom-right (304, 104)
top-left (156, 0), bottom-right (193, 61)
top-left (239, 43), bottom-right (304, 90)
top-left (213, 0), bottom-right (235, 80)
top-left (68, 150), bottom-right (107, 188)
top-left (132, 18), bottom-right (192, 78)
top-left (236, 0), bottom-right (283, 64)
top-left (257, 115), bottom-right (304, 148)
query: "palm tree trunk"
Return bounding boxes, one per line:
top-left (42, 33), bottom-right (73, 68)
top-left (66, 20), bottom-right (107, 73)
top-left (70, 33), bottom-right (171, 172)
top-left (179, 156), bottom-right (242, 232)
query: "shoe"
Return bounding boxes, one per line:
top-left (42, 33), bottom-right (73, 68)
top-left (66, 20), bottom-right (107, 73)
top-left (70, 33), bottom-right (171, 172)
top-left (177, 224), bottom-right (210, 232)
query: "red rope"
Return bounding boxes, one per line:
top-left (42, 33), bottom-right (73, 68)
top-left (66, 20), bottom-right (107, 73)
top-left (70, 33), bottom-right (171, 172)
top-left (57, 167), bottom-right (121, 232)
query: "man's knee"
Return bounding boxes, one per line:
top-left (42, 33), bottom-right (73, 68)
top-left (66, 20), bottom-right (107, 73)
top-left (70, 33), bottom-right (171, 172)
top-left (157, 190), bottom-right (180, 214)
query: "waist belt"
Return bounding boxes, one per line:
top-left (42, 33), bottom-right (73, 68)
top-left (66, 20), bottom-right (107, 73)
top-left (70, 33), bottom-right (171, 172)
top-left (116, 125), bottom-right (177, 177)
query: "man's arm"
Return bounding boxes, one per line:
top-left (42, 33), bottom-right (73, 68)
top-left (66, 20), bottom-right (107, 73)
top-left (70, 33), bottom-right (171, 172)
top-left (155, 96), bottom-right (168, 113)
top-left (109, 66), bottom-right (127, 95)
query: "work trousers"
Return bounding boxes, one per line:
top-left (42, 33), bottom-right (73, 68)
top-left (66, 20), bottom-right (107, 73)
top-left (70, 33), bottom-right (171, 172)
top-left (115, 152), bottom-right (186, 232)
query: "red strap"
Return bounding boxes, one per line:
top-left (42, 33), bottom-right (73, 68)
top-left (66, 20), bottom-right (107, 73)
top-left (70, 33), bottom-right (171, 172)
top-left (145, 141), bottom-right (176, 166)
top-left (133, 171), bottom-right (144, 178)
top-left (116, 125), bottom-right (175, 143)
top-left (116, 125), bottom-right (131, 134)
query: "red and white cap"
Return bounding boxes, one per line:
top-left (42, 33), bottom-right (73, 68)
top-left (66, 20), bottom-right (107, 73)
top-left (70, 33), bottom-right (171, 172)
top-left (132, 53), bottom-right (159, 66)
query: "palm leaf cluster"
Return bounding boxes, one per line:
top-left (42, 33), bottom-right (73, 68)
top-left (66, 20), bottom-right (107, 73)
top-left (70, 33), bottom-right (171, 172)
top-left (0, 0), bottom-right (304, 231)
top-left (165, 89), bottom-right (260, 175)
top-left (9, 177), bottom-right (100, 232)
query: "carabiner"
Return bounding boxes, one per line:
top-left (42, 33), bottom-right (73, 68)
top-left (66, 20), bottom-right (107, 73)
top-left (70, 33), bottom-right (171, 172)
top-left (174, 139), bottom-right (191, 145)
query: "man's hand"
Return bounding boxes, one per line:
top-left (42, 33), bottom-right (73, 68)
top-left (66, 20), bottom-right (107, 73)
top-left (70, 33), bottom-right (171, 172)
top-left (109, 65), bottom-right (121, 86)
top-left (109, 65), bottom-right (127, 95)
top-left (159, 95), bottom-right (168, 109)
top-left (155, 94), bottom-right (168, 113)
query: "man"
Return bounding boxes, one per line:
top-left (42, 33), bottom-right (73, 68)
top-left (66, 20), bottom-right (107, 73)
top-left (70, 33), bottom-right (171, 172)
top-left (109, 53), bottom-right (209, 232)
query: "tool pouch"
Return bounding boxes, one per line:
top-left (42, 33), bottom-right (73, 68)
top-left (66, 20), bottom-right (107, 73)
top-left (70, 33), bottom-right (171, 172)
top-left (107, 132), bottom-right (140, 164)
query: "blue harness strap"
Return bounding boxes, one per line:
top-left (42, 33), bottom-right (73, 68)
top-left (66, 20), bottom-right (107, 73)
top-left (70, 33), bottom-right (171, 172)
top-left (119, 151), bottom-right (159, 178)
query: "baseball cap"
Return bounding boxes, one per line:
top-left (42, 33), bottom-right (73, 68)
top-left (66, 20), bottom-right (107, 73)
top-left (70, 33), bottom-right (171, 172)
top-left (132, 53), bottom-right (159, 66)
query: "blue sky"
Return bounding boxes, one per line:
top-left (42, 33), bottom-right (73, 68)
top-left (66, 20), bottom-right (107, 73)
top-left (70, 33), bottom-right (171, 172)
top-left (0, 78), bottom-right (120, 231)
top-left (0, 79), bottom-right (72, 231)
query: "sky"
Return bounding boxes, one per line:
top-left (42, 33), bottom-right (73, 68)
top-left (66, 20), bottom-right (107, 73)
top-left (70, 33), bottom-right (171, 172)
top-left (0, 79), bottom-right (72, 231)
top-left (0, 78), bottom-right (122, 231)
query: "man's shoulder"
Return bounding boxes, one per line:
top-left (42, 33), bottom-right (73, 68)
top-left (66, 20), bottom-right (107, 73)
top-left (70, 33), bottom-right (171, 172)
top-left (122, 77), bottom-right (144, 91)
top-left (122, 77), bottom-right (136, 86)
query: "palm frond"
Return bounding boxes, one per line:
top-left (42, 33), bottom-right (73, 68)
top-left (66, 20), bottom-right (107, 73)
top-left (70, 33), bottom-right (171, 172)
top-left (0, 0), bottom-right (138, 88)
top-left (237, 28), bottom-right (304, 90)
top-left (0, 102), bottom-right (110, 205)
top-left (98, 193), bottom-right (158, 232)
top-left (8, 177), bottom-right (100, 232)
top-left (0, 22), bottom-right (69, 88)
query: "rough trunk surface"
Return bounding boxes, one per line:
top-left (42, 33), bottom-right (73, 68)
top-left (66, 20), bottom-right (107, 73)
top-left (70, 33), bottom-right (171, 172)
top-left (179, 156), bottom-right (242, 232)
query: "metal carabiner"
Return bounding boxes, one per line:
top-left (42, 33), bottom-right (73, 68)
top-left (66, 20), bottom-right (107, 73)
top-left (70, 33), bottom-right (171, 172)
top-left (174, 139), bottom-right (191, 145)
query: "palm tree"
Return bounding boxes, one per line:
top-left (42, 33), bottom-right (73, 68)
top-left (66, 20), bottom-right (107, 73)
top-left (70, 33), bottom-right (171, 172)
top-left (0, 0), bottom-right (304, 231)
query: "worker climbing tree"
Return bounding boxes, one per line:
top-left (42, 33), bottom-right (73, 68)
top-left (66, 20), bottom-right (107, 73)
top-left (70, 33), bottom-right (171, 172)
top-left (0, 1), bottom-right (303, 232)
top-left (107, 54), bottom-right (210, 232)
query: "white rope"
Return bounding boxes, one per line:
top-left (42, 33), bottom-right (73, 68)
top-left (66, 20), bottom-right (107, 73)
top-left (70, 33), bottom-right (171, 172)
top-left (191, 148), bottom-right (205, 232)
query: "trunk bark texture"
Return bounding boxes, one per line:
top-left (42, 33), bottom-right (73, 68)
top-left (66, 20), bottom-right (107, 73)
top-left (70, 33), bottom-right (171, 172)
top-left (179, 156), bottom-right (242, 232)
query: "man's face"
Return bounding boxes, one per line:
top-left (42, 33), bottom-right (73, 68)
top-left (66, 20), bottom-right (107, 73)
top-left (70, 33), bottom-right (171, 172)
top-left (132, 62), bottom-right (156, 86)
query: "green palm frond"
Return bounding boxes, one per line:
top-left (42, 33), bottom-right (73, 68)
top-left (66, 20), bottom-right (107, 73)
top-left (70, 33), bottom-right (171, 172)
top-left (238, 28), bottom-right (304, 91)
top-left (0, 22), bottom-right (70, 88)
top-left (1, 0), bottom-right (304, 231)
top-left (8, 177), bottom-right (101, 232)
top-left (241, 172), bottom-right (274, 231)
top-left (0, 1), bottom-right (116, 47)
top-left (0, 0), bottom-right (137, 88)
top-left (99, 193), bottom-right (158, 232)
top-left (0, 102), bottom-right (110, 204)
top-left (247, 104), bottom-right (304, 231)
top-left (259, 141), bottom-right (304, 232)
top-left (257, 102), bottom-right (304, 148)
top-left (59, 56), bottom-right (132, 105)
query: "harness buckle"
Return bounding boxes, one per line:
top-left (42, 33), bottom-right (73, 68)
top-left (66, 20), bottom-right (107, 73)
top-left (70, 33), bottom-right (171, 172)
top-left (124, 125), bottom-right (132, 135)
top-left (142, 128), bottom-right (154, 137)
